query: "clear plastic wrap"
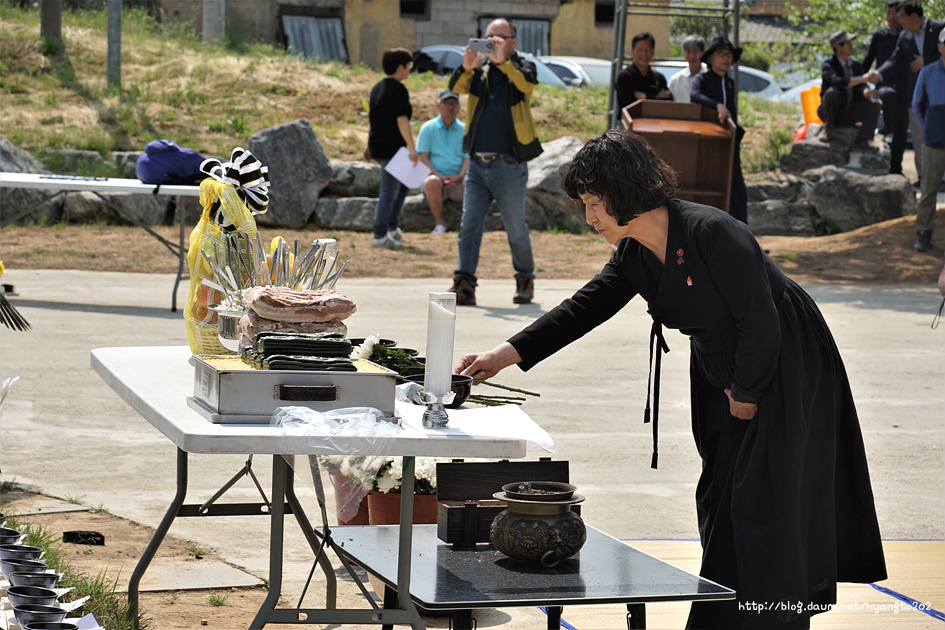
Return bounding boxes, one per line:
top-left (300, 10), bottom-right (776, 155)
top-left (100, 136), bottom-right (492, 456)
top-left (272, 406), bottom-right (404, 522)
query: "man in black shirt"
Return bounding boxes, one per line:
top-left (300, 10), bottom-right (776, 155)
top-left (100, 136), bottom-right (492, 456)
top-left (615, 32), bottom-right (672, 113)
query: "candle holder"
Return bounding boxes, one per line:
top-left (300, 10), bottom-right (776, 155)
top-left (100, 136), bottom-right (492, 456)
top-left (422, 292), bottom-right (457, 428)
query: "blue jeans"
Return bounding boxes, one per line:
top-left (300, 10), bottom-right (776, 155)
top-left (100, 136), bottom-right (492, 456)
top-left (373, 159), bottom-right (408, 239)
top-left (456, 157), bottom-right (534, 285)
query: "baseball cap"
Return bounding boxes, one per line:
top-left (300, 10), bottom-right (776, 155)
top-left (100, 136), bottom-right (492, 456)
top-left (438, 90), bottom-right (460, 102)
top-left (829, 30), bottom-right (857, 48)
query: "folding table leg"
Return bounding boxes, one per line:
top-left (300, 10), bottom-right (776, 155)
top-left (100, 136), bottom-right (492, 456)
top-left (546, 605), bottom-right (563, 629)
top-left (128, 447), bottom-right (188, 622)
top-left (626, 603), bottom-right (646, 629)
top-left (250, 456), bottom-right (291, 629)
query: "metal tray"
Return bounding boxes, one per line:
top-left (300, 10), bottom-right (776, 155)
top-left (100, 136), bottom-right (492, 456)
top-left (189, 355), bottom-right (397, 424)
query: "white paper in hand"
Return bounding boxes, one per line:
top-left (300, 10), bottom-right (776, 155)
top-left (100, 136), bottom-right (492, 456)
top-left (383, 147), bottom-right (431, 188)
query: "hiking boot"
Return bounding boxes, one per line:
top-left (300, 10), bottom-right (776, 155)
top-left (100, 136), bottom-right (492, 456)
top-left (513, 274), bottom-right (534, 304)
top-left (449, 274), bottom-right (476, 306)
top-left (914, 230), bottom-right (933, 252)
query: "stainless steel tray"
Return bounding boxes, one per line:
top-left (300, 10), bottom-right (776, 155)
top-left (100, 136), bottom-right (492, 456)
top-left (190, 355), bottom-right (397, 424)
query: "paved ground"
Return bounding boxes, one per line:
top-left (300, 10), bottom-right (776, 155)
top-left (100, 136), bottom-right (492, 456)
top-left (1, 270), bottom-right (943, 627)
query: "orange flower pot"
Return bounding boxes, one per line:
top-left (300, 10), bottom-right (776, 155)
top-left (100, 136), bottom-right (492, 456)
top-left (366, 490), bottom-right (438, 525)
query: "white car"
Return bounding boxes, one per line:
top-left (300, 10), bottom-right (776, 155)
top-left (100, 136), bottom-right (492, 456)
top-left (651, 60), bottom-right (784, 99)
top-left (539, 55), bottom-right (614, 87)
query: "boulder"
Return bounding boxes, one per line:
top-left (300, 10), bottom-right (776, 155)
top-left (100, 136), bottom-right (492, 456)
top-left (808, 167), bottom-right (915, 232)
top-left (62, 191), bottom-right (170, 226)
top-left (112, 151), bottom-right (142, 178)
top-left (779, 138), bottom-right (850, 173)
top-left (748, 200), bottom-right (816, 236)
top-left (526, 136), bottom-right (586, 233)
top-left (746, 182), bottom-right (799, 203)
top-left (248, 119), bottom-right (333, 228)
top-left (400, 196), bottom-right (465, 232)
top-left (325, 159), bottom-right (381, 198)
top-left (0, 135), bottom-right (62, 226)
top-left (312, 197), bottom-right (376, 230)
top-left (55, 149), bottom-right (106, 173)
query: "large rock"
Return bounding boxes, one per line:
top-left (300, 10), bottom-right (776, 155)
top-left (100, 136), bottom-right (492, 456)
top-left (248, 119), bottom-right (332, 229)
top-left (779, 138), bottom-right (851, 173)
top-left (62, 191), bottom-right (170, 226)
top-left (112, 151), bottom-right (142, 178)
top-left (748, 200), bottom-right (816, 236)
top-left (808, 166), bottom-right (915, 232)
top-left (325, 159), bottom-right (381, 198)
top-left (0, 135), bottom-right (62, 226)
top-left (312, 197), bottom-right (376, 230)
top-left (526, 136), bottom-right (586, 233)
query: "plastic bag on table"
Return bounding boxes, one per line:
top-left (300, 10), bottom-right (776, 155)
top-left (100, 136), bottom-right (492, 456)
top-left (273, 406), bottom-right (404, 522)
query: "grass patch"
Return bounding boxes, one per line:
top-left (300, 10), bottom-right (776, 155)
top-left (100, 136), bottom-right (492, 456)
top-left (4, 515), bottom-right (153, 630)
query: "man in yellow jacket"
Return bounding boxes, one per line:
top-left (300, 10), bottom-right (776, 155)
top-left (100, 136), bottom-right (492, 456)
top-left (447, 18), bottom-right (543, 307)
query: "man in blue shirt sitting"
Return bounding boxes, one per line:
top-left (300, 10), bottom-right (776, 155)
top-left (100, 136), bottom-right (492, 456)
top-left (416, 90), bottom-right (469, 234)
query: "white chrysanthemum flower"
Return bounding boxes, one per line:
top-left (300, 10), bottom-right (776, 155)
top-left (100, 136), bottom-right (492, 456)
top-left (375, 474), bottom-right (400, 494)
top-left (349, 334), bottom-right (380, 359)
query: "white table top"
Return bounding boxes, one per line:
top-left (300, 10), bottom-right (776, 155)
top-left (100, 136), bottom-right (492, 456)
top-left (0, 172), bottom-right (200, 196)
top-left (90, 346), bottom-right (533, 459)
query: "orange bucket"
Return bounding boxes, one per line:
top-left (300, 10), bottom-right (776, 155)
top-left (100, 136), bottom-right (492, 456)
top-left (801, 86), bottom-right (822, 124)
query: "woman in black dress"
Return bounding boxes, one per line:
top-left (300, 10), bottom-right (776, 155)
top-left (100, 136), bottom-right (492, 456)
top-left (457, 130), bottom-right (887, 629)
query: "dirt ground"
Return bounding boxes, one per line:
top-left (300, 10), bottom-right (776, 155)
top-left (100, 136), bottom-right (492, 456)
top-left (1, 211), bottom-right (943, 285)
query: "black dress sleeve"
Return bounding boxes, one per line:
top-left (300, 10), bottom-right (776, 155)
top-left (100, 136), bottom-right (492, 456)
top-left (509, 252), bottom-right (638, 371)
top-left (695, 218), bottom-right (781, 403)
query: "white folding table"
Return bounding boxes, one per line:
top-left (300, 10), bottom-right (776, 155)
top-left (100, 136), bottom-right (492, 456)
top-left (90, 345), bottom-right (537, 629)
top-left (0, 172), bottom-right (200, 310)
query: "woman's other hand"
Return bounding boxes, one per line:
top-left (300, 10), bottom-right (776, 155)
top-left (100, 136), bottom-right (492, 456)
top-left (724, 388), bottom-right (758, 420)
top-left (457, 342), bottom-right (522, 381)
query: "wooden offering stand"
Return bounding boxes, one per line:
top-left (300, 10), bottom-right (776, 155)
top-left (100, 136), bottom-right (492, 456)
top-left (622, 100), bottom-right (737, 213)
top-left (435, 458), bottom-right (573, 549)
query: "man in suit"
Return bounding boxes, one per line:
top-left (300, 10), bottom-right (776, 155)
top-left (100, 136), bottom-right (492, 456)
top-left (863, 0), bottom-right (904, 138)
top-left (876, 0), bottom-right (945, 178)
top-left (817, 30), bottom-right (882, 150)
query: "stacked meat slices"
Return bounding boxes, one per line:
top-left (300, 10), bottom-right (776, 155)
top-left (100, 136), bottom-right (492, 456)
top-left (239, 287), bottom-right (357, 348)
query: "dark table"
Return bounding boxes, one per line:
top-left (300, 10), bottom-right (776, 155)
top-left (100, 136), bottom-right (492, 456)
top-left (330, 524), bottom-right (735, 629)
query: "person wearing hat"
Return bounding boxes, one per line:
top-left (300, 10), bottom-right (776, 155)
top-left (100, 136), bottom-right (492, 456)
top-left (817, 30), bottom-right (882, 150)
top-left (691, 36), bottom-right (748, 223)
top-left (416, 90), bottom-right (469, 235)
top-left (910, 27), bottom-right (945, 252)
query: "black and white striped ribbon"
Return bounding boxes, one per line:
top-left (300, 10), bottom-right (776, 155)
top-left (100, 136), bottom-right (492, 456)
top-left (200, 147), bottom-right (270, 229)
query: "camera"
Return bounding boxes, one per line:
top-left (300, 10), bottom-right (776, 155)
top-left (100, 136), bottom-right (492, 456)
top-left (468, 38), bottom-right (494, 53)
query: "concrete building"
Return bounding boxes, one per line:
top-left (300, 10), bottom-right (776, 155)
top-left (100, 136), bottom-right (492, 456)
top-left (157, 0), bottom-right (673, 68)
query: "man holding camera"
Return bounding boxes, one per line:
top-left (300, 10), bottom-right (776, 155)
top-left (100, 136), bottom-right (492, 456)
top-left (447, 18), bottom-right (543, 307)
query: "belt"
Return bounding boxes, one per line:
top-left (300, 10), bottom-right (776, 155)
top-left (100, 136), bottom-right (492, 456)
top-left (473, 152), bottom-right (511, 163)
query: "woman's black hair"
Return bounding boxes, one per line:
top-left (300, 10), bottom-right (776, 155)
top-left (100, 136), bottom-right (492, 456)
top-left (561, 130), bottom-right (678, 225)
top-left (382, 48), bottom-right (413, 75)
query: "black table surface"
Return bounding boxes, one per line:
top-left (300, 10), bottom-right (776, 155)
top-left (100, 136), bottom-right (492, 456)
top-left (326, 524), bottom-right (735, 609)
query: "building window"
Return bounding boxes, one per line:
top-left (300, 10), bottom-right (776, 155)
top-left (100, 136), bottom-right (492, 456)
top-left (595, 2), bottom-right (615, 26)
top-left (400, 0), bottom-right (430, 21)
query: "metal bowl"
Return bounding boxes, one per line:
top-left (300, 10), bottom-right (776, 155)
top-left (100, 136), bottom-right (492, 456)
top-left (0, 526), bottom-right (22, 545)
top-left (0, 543), bottom-right (44, 561)
top-left (10, 571), bottom-right (61, 589)
top-left (6, 585), bottom-right (58, 608)
top-left (0, 557), bottom-right (47, 578)
top-left (13, 604), bottom-right (68, 627)
top-left (405, 374), bottom-right (474, 408)
top-left (501, 481), bottom-right (577, 502)
top-left (24, 623), bottom-right (80, 630)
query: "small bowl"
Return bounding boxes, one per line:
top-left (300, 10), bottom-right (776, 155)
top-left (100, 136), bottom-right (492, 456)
top-left (0, 543), bottom-right (44, 561)
top-left (13, 604), bottom-right (68, 627)
top-left (24, 623), bottom-right (80, 630)
top-left (10, 571), bottom-right (61, 589)
top-left (6, 585), bottom-right (58, 608)
top-left (405, 374), bottom-right (473, 408)
top-left (0, 526), bottom-right (22, 545)
top-left (0, 557), bottom-right (47, 578)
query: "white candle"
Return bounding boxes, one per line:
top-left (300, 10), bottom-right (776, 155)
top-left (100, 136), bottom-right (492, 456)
top-left (423, 292), bottom-right (456, 399)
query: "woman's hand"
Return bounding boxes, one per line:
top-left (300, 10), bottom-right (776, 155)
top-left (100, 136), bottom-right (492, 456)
top-left (724, 388), bottom-right (758, 420)
top-left (456, 342), bottom-right (522, 381)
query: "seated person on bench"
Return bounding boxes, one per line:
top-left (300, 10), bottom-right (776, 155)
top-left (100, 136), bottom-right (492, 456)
top-left (818, 30), bottom-right (883, 150)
